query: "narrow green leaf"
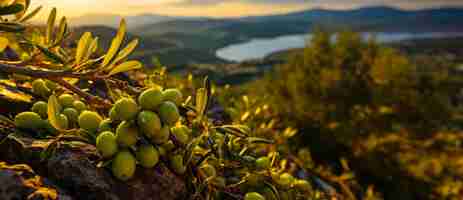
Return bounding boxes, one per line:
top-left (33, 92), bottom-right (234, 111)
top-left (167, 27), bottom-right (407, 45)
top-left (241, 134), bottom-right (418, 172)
top-left (246, 137), bottom-right (274, 144)
top-left (19, 5), bottom-right (41, 22)
top-left (108, 60), bottom-right (142, 76)
top-left (36, 45), bottom-right (65, 64)
top-left (83, 37), bottom-right (98, 61)
top-left (101, 19), bottom-right (126, 68)
top-left (110, 38), bottom-right (138, 66)
top-left (47, 94), bottom-right (64, 131)
top-left (196, 88), bottom-right (208, 120)
top-left (75, 32), bottom-right (92, 64)
top-left (46, 7), bottom-right (56, 46)
top-left (0, 22), bottom-right (25, 32)
top-left (53, 17), bottom-right (67, 46)
top-left (0, 3), bottom-right (24, 15)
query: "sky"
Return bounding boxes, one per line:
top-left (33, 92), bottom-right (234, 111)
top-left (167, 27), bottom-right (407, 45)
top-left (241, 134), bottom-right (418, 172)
top-left (31, 0), bottom-right (463, 19)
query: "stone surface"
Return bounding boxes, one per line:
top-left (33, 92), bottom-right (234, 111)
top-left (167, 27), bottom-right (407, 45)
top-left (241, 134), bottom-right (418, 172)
top-left (0, 126), bottom-right (187, 200)
top-left (0, 162), bottom-right (72, 200)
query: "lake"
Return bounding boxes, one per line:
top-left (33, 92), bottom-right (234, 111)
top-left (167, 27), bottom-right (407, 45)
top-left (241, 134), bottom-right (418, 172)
top-left (216, 32), bottom-right (463, 62)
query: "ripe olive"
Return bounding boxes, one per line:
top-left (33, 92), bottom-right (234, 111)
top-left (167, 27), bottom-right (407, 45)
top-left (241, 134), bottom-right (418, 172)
top-left (112, 151), bottom-right (136, 181)
top-left (138, 88), bottom-right (163, 111)
top-left (78, 111), bottom-right (103, 133)
top-left (96, 131), bottom-right (118, 158)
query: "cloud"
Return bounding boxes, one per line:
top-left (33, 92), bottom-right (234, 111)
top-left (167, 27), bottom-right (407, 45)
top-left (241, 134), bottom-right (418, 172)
top-left (29, 0), bottom-right (463, 20)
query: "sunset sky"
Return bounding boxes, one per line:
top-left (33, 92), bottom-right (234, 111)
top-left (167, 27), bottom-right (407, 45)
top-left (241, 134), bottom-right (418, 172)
top-left (31, 0), bottom-right (463, 19)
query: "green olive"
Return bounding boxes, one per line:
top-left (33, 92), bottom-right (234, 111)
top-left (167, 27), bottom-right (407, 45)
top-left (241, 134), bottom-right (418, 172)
top-left (136, 144), bottom-right (159, 168)
top-left (112, 150), bottom-right (136, 181)
top-left (138, 88), bottom-right (163, 111)
top-left (151, 125), bottom-right (170, 145)
top-left (72, 100), bottom-right (87, 113)
top-left (277, 173), bottom-right (295, 187)
top-left (170, 153), bottom-right (186, 174)
top-left (62, 108), bottom-right (79, 123)
top-left (78, 111), bottom-right (103, 133)
top-left (170, 125), bottom-right (190, 145)
top-left (162, 88), bottom-right (183, 105)
top-left (244, 192), bottom-right (266, 200)
top-left (255, 157), bottom-right (270, 170)
top-left (58, 94), bottom-right (75, 108)
top-left (96, 131), bottom-right (118, 158)
top-left (56, 114), bottom-right (69, 129)
top-left (115, 121), bottom-right (139, 147)
top-left (137, 111), bottom-right (161, 138)
top-left (158, 101), bottom-right (180, 126)
top-left (32, 79), bottom-right (51, 97)
top-left (14, 111), bottom-right (44, 130)
top-left (31, 101), bottom-right (48, 119)
top-left (113, 98), bottom-right (139, 121)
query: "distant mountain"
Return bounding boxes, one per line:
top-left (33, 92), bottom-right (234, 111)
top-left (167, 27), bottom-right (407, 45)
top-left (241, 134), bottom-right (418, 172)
top-left (70, 6), bottom-right (463, 66)
top-left (136, 6), bottom-right (463, 36)
top-left (69, 14), bottom-right (176, 29)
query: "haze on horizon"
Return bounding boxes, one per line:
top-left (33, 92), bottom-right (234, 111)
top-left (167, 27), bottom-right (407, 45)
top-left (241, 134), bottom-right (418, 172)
top-left (31, 0), bottom-right (463, 20)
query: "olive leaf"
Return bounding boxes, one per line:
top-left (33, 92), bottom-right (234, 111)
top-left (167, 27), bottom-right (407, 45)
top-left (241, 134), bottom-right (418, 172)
top-left (101, 19), bottom-right (126, 68)
top-left (13, 0), bottom-right (29, 20)
top-left (0, 3), bottom-right (24, 15)
top-left (53, 17), bottom-right (67, 46)
top-left (36, 45), bottom-right (65, 64)
top-left (108, 60), bottom-right (142, 76)
top-left (46, 8), bottom-right (57, 46)
top-left (196, 88), bottom-right (207, 120)
top-left (75, 32), bottom-right (92, 65)
top-left (0, 22), bottom-right (25, 32)
top-left (0, 36), bottom-right (9, 52)
top-left (84, 37), bottom-right (98, 61)
top-left (18, 5), bottom-right (41, 22)
top-left (214, 125), bottom-right (250, 137)
top-left (109, 38), bottom-right (138, 66)
top-left (246, 137), bottom-right (274, 144)
top-left (47, 94), bottom-right (65, 131)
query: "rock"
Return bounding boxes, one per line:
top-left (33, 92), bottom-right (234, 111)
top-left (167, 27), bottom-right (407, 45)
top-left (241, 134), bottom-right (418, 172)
top-left (0, 162), bottom-right (72, 200)
top-left (0, 127), bottom-right (188, 200)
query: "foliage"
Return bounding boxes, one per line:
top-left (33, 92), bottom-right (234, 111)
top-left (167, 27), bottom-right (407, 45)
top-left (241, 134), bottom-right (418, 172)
top-left (0, 2), bottom-right (331, 200)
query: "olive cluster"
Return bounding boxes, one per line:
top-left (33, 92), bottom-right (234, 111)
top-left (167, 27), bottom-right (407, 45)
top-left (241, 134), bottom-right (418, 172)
top-left (14, 92), bottom-right (87, 135)
top-left (94, 87), bottom-right (189, 181)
